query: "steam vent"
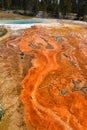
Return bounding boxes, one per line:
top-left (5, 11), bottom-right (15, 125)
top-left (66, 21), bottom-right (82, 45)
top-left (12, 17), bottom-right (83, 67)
top-left (0, 22), bottom-right (87, 130)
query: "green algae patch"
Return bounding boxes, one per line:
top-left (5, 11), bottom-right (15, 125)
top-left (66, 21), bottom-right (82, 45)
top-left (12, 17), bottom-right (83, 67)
top-left (0, 27), bottom-right (7, 37)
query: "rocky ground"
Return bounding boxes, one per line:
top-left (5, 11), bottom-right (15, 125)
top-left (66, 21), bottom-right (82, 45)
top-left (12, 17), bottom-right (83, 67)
top-left (0, 22), bottom-right (87, 130)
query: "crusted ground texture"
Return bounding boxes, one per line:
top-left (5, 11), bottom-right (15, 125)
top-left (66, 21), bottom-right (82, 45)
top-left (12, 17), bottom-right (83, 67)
top-left (0, 23), bottom-right (87, 130)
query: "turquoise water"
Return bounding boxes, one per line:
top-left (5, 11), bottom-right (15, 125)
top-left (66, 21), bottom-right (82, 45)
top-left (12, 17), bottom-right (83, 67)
top-left (0, 19), bottom-right (42, 24)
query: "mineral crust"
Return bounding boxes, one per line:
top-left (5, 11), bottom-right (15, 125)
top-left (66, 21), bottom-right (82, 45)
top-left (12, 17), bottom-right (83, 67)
top-left (0, 23), bottom-right (87, 130)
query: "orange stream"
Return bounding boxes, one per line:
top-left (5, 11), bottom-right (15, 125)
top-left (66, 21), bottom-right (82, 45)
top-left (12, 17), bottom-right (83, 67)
top-left (17, 25), bottom-right (87, 130)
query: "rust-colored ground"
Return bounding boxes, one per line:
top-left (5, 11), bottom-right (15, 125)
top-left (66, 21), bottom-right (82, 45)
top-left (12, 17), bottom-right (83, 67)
top-left (0, 23), bottom-right (87, 130)
top-left (17, 25), bottom-right (87, 130)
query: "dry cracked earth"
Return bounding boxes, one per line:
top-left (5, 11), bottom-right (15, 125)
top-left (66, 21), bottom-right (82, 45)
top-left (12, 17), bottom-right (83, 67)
top-left (0, 23), bottom-right (87, 130)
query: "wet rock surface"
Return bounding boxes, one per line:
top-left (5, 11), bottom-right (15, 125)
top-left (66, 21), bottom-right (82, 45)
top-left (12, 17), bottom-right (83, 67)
top-left (0, 23), bottom-right (87, 130)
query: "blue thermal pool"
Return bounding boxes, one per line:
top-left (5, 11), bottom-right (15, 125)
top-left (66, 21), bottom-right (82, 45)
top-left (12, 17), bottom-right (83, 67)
top-left (0, 19), bottom-right (42, 24)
